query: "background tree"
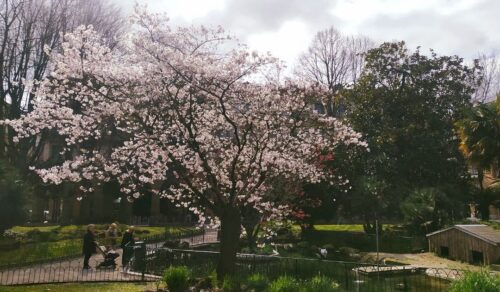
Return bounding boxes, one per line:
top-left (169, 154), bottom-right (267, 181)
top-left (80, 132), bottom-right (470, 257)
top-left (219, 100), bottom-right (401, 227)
top-left (456, 96), bottom-right (500, 219)
top-left (401, 187), bottom-right (460, 235)
top-left (0, 0), bottom-right (124, 164)
top-left (474, 53), bottom-right (500, 103)
top-left (348, 175), bottom-right (388, 234)
top-left (4, 9), bottom-right (367, 279)
top-left (455, 96), bottom-right (500, 189)
top-left (296, 27), bottom-right (373, 116)
top-left (343, 42), bottom-right (480, 230)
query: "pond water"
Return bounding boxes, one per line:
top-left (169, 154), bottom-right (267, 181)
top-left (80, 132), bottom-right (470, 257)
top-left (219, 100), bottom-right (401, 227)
top-left (342, 272), bottom-right (449, 292)
top-left (148, 249), bottom-right (451, 292)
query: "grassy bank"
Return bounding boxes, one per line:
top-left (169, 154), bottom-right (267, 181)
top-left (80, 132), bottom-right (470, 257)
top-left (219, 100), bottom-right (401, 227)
top-left (0, 239), bottom-right (81, 265)
top-left (0, 282), bottom-right (151, 292)
top-left (5, 225), bottom-right (171, 243)
top-left (0, 225), bottom-right (197, 266)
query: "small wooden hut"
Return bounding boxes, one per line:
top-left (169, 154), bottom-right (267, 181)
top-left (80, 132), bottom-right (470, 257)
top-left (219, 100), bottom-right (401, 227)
top-left (426, 224), bottom-right (500, 265)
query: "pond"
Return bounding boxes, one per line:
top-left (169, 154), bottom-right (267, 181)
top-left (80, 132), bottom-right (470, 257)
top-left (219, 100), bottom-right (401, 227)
top-left (343, 272), bottom-right (449, 292)
top-left (146, 249), bottom-right (451, 292)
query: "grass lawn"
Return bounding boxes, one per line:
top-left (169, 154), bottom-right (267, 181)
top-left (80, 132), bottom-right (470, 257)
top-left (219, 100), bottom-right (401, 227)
top-left (291, 224), bottom-right (397, 232)
top-left (0, 225), bottom-right (197, 266)
top-left (313, 224), bottom-right (366, 232)
top-left (9, 226), bottom-right (61, 233)
top-left (0, 282), bottom-right (154, 292)
top-left (6, 225), bottom-right (193, 243)
top-left (292, 224), bottom-right (423, 253)
top-left (7, 225), bottom-right (171, 242)
top-left (0, 239), bottom-right (81, 265)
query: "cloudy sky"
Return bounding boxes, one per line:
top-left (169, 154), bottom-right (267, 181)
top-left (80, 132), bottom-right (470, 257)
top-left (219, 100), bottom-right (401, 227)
top-left (115, 0), bottom-right (500, 67)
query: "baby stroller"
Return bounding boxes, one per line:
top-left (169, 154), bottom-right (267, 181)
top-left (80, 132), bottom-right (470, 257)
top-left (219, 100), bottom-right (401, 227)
top-left (96, 245), bottom-right (119, 269)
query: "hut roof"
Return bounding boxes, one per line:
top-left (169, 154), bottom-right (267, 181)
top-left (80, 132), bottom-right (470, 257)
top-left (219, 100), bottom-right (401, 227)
top-left (426, 224), bottom-right (500, 245)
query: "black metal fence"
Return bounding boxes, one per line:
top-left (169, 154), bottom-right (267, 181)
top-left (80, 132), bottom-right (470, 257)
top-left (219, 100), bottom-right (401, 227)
top-left (0, 227), bottom-right (207, 270)
top-left (144, 228), bottom-right (218, 252)
top-left (144, 249), bottom-right (458, 292)
top-left (0, 229), bottom-right (463, 291)
top-left (0, 228), bottom-right (218, 286)
top-left (0, 256), bottom-right (152, 285)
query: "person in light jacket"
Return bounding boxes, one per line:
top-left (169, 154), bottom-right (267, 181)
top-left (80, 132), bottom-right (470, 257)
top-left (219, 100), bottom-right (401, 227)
top-left (105, 223), bottom-right (119, 250)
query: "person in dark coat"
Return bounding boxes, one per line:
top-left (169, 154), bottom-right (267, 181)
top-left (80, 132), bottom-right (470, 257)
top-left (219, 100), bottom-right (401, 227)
top-left (82, 224), bottom-right (97, 269)
top-left (120, 226), bottom-right (135, 271)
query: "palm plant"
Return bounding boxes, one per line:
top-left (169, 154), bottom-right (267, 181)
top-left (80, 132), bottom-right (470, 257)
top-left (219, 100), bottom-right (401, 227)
top-left (455, 96), bottom-right (500, 189)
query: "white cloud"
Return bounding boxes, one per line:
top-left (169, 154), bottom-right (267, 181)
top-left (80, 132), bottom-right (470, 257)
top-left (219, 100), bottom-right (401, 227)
top-left (115, 0), bottom-right (500, 66)
top-left (246, 20), bottom-right (311, 65)
top-left (156, 0), bottom-right (225, 21)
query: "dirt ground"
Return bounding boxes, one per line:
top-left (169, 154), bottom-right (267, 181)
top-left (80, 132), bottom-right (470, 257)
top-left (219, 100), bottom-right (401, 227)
top-left (362, 252), bottom-right (495, 271)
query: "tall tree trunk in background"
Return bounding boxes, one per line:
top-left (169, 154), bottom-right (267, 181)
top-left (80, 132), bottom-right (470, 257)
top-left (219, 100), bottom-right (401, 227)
top-left (0, 99), bottom-right (4, 157)
top-left (478, 168), bottom-right (484, 190)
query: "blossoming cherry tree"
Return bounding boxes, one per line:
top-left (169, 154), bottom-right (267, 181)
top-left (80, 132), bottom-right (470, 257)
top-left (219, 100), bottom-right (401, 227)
top-left (5, 10), bottom-right (366, 278)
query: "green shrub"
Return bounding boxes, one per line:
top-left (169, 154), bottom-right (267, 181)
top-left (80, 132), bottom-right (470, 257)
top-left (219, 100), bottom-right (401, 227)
top-left (3, 229), bottom-right (26, 241)
top-left (0, 160), bottom-right (30, 233)
top-left (268, 276), bottom-right (300, 292)
top-left (296, 241), bottom-right (310, 248)
top-left (322, 243), bottom-right (335, 251)
top-left (304, 275), bottom-right (339, 292)
top-left (221, 274), bottom-right (241, 292)
top-left (338, 246), bottom-right (358, 257)
top-left (450, 270), bottom-right (500, 292)
top-left (162, 266), bottom-right (190, 292)
top-left (163, 239), bottom-right (180, 248)
top-left (26, 229), bottom-right (57, 242)
top-left (246, 273), bottom-right (268, 292)
top-left (209, 270), bottom-right (218, 289)
top-left (258, 244), bottom-right (274, 255)
top-left (0, 237), bottom-right (20, 251)
top-left (240, 247), bottom-right (252, 253)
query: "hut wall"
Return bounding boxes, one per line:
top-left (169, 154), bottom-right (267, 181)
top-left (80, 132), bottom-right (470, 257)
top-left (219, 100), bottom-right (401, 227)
top-left (428, 228), bottom-right (498, 265)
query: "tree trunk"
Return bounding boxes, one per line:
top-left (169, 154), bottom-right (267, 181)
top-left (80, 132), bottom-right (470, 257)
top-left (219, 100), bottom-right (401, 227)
top-left (478, 168), bottom-right (484, 190)
top-left (217, 206), bottom-right (241, 281)
top-left (60, 185), bottom-right (74, 225)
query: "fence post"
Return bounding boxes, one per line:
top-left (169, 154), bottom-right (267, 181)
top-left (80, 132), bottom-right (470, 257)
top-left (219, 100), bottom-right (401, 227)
top-left (132, 241), bottom-right (147, 281)
top-left (344, 263), bottom-right (349, 290)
